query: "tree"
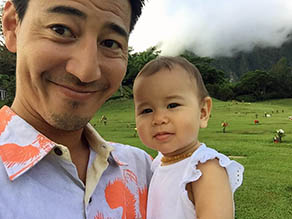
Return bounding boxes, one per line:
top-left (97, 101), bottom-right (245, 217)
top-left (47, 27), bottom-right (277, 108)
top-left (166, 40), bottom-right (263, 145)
top-left (180, 50), bottom-right (228, 99)
top-left (0, 10), bottom-right (17, 106)
top-left (0, 5), bottom-right (3, 37)
top-left (216, 83), bottom-right (234, 101)
top-left (269, 57), bottom-right (292, 98)
top-left (0, 74), bottom-right (15, 105)
top-left (0, 42), bottom-right (16, 76)
top-left (233, 70), bottom-right (271, 101)
top-left (123, 47), bottom-right (160, 86)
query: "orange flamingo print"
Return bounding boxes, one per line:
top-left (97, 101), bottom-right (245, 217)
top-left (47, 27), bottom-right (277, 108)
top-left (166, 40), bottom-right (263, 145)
top-left (96, 169), bottom-right (148, 219)
top-left (94, 212), bottom-right (112, 219)
top-left (0, 134), bottom-right (53, 168)
top-left (105, 179), bottom-right (136, 219)
top-left (36, 135), bottom-right (55, 153)
top-left (0, 106), bottom-right (14, 135)
top-left (123, 169), bottom-right (138, 184)
top-left (139, 186), bottom-right (148, 219)
top-left (0, 143), bottom-right (40, 168)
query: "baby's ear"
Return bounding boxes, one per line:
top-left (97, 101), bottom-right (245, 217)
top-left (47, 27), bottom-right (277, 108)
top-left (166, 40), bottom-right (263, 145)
top-left (2, 1), bottom-right (19, 53)
top-left (199, 97), bottom-right (212, 128)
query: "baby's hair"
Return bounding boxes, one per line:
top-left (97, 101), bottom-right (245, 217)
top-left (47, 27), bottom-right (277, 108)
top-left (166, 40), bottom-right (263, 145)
top-left (136, 56), bottom-right (209, 101)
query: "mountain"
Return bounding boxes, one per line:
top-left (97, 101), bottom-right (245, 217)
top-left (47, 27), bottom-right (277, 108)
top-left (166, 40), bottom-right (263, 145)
top-left (210, 38), bottom-right (292, 81)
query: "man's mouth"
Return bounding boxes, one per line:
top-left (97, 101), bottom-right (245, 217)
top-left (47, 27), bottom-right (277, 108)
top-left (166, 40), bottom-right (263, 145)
top-left (57, 83), bottom-right (97, 93)
top-left (48, 80), bottom-right (101, 101)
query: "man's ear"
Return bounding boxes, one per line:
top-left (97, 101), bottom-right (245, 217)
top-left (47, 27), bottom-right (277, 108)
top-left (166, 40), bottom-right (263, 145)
top-left (2, 1), bottom-right (19, 53)
top-left (199, 97), bottom-right (212, 128)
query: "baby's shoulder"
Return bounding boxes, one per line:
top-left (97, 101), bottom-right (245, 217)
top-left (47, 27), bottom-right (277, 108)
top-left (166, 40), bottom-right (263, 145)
top-left (183, 143), bottom-right (244, 193)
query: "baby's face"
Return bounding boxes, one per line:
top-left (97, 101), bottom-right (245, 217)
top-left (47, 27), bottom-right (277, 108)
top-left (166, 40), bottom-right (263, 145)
top-left (133, 65), bottom-right (208, 156)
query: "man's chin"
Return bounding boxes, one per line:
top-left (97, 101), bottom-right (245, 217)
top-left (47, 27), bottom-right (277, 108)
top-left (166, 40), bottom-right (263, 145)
top-left (49, 112), bottom-right (91, 131)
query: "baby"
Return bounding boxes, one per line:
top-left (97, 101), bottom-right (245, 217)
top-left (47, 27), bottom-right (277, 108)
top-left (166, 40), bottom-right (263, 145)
top-left (133, 56), bottom-right (244, 219)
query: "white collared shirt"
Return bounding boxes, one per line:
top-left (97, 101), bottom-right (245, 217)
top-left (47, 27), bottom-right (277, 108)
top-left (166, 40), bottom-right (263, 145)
top-left (0, 106), bottom-right (152, 219)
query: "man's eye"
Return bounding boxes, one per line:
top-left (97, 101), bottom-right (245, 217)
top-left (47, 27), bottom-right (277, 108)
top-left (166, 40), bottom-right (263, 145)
top-left (167, 103), bottom-right (180, 109)
top-left (101, 40), bottom-right (121, 49)
top-left (51, 25), bottom-right (74, 38)
top-left (141, 108), bottom-right (153, 114)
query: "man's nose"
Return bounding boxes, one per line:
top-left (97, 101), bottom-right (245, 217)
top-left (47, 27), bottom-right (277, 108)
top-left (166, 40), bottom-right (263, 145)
top-left (152, 111), bottom-right (169, 126)
top-left (65, 38), bottom-right (101, 83)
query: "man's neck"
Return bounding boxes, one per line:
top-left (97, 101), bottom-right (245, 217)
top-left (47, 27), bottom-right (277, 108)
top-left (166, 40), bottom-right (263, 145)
top-left (39, 124), bottom-right (90, 184)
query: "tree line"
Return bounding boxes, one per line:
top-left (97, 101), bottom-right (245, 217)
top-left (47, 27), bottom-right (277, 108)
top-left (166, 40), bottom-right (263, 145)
top-left (0, 38), bottom-right (291, 105)
top-left (125, 48), bottom-right (292, 102)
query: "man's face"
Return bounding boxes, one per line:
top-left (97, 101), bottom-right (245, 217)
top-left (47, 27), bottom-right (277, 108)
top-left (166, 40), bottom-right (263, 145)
top-left (4, 0), bottom-right (131, 131)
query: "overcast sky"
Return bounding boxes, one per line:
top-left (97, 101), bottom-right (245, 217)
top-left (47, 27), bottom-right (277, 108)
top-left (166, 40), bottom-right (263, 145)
top-left (129, 0), bottom-right (292, 57)
top-left (1, 0), bottom-right (292, 58)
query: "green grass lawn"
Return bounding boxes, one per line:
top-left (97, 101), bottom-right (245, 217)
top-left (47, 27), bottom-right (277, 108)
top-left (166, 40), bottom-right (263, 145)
top-left (92, 98), bottom-right (292, 219)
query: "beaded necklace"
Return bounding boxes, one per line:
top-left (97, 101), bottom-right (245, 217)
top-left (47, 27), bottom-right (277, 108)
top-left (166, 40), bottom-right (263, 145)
top-left (161, 144), bottom-right (200, 165)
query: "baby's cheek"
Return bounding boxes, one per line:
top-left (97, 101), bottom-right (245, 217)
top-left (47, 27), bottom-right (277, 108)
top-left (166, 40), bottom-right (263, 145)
top-left (184, 122), bottom-right (200, 139)
top-left (137, 126), bottom-right (146, 140)
top-left (138, 127), bottom-right (153, 147)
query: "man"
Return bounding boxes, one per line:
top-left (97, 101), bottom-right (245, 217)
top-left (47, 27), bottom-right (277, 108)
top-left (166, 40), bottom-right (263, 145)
top-left (0, 0), bottom-right (152, 218)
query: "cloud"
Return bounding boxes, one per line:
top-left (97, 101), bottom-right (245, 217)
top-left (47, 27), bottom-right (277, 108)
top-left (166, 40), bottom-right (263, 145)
top-left (129, 0), bottom-right (292, 57)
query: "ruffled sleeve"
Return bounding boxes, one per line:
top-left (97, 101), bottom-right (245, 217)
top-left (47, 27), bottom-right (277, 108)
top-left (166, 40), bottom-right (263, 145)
top-left (180, 144), bottom-right (244, 194)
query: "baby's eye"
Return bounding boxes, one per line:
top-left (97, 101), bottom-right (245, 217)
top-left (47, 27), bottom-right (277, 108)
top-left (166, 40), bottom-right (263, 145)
top-left (51, 24), bottom-right (75, 38)
top-left (141, 108), bottom-right (153, 114)
top-left (101, 39), bottom-right (122, 49)
top-left (167, 103), bottom-right (180, 109)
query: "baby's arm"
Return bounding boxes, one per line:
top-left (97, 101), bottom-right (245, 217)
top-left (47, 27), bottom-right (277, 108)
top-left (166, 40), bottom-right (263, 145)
top-left (191, 159), bottom-right (233, 219)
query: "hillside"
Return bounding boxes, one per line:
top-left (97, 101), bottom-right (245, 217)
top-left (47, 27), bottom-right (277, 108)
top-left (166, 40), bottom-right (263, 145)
top-left (211, 38), bottom-right (292, 81)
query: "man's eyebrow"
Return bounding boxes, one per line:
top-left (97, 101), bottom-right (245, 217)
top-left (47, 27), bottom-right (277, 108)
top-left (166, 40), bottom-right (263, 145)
top-left (105, 22), bottom-right (129, 40)
top-left (47, 6), bottom-right (86, 19)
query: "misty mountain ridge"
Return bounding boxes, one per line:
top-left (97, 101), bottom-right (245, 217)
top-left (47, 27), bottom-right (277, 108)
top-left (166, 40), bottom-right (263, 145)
top-left (210, 37), bottom-right (292, 81)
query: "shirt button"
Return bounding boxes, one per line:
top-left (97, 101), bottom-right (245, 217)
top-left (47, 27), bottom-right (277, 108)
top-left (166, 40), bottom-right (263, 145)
top-left (54, 147), bottom-right (63, 156)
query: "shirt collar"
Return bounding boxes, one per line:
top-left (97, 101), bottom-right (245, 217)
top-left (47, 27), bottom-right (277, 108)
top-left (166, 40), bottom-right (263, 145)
top-left (0, 106), bottom-right (56, 181)
top-left (0, 106), bottom-right (127, 181)
top-left (84, 124), bottom-right (128, 166)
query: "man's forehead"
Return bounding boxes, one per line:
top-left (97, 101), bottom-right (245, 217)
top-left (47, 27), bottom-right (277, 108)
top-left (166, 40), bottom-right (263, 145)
top-left (27, 0), bottom-right (131, 33)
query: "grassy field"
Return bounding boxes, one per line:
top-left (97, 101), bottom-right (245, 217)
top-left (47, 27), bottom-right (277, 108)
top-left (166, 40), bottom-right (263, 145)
top-left (91, 98), bottom-right (292, 219)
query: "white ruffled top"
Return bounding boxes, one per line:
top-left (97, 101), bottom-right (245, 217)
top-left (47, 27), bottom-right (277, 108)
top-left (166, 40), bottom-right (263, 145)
top-left (147, 143), bottom-right (244, 219)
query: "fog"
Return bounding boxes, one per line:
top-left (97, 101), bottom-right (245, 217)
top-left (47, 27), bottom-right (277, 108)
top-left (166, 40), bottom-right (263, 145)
top-left (129, 0), bottom-right (292, 57)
